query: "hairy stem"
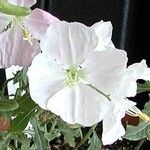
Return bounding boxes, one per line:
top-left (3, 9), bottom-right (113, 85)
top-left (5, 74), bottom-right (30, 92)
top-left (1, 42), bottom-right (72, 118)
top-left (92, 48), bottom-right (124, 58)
top-left (134, 139), bottom-right (145, 150)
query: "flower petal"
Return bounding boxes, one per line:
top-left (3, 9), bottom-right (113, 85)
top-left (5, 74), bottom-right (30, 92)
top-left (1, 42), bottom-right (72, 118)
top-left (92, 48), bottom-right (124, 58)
top-left (81, 48), bottom-right (128, 95)
top-left (24, 8), bottom-right (60, 40)
top-left (0, 13), bottom-right (10, 34)
top-left (102, 98), bottom-right (136, 145)
top-left (127, 60), bottom-right (150, 81)
top-left (47, 83), bottom-right (109, 126)
top-left (116, 60), bottom-right (150, 97)
top-left (102, 108), bottom-right (125, 145)
top-left (92, 21), bottom-right (115, 51)
top-left (0, 28), bottom-right (40, 68)
top-left (114, 72), bottom-right (138, 97)
top-left (27, 53), bottom-right (65, 109)
top-left (7, 0), bottom-right (36, 7)
top-left (40, 21), bottom-right (98, 68)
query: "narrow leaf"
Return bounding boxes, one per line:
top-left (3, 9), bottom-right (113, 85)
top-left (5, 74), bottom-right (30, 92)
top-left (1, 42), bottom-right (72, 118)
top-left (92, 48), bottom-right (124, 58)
top-left (9, 95), bottom-right (38, 132)
top-left (9, 106), bottom-right (37, 132)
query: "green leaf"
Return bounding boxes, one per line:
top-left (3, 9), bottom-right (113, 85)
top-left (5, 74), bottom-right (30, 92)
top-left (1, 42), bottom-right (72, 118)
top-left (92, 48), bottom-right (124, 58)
top-left (123, 101), bottom-right (150, 140)
top-left (0, 100), bottom-right (19, 111)
top-left (137, 81), bottom-right (150, 93)
top-left (57, 119), bottom-right (80, 147)
top-left (31, 119), bottom-right (49, 150)
top-left (123, 121), bottom-right (150, 140)
top-left (13, 69), bottom-right (28, 86)
top-left (88, 131), bottom-right (102, 150)
top-left (14, 95), bottom-right (37, 114)
top-left (11, 69), bottom-right (28, 97)
top-left (0, 138), bottom-right (7, 150)
top-left (44, 129), bottom-right (61, 141)
top-left (142, 100), bottom-right (150, 115)
top-left (9, 108), bottom-right (36, 133)
top-left (9, 95), bottom-right (38, 133)
top-left (9, 133), bottom-right (31, 148)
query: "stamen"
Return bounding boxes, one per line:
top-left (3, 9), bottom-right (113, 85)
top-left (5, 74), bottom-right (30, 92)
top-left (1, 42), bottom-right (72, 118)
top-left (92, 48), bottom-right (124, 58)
top-left (138, 112), bottom-right (150, 122)
top-left (126, 105), bottom-right (149, 122)
top-left (21, 27), bottom-right (33, 45)
top-left (66, 67), bottom-right (80, 87)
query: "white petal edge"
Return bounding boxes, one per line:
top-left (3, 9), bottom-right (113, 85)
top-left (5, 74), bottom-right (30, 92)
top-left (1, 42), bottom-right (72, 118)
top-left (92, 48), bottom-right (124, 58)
top-left (24, 8), bottom-right (60, 40)
top-left (92, 21), bottom-right (115, 51)
top-left (27, 53), bottom-right (65, 109)
top-left (102, 110), bottom-right (125, 145)
top-left (102, 99), bottom-right (136, 145)
top-left (115, 60), bottom-right (150, 98)
top-left (127, 60), bottom-right (150, 81)
top-left (40, 21), bottom-right (98, 68)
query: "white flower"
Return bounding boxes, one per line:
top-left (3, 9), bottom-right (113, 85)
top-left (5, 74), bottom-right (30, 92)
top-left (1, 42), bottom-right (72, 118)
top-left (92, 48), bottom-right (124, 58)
top-left (102, 60), bottom-right (150, 145)
top-left (27, 21), bottom-right (150, 145)
top-left (27, 21), bottom-right (127, 126)
top-left (0, 0), bottom-right (59, 68)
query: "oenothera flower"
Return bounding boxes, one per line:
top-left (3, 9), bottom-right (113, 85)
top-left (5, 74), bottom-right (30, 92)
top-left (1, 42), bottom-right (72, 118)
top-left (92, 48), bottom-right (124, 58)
top-left (27, 21), bottom-right (150, 145)
top-left (27, 21), bottom-right (128, 126)
top-left (0, 0), bottom-right (59, 68)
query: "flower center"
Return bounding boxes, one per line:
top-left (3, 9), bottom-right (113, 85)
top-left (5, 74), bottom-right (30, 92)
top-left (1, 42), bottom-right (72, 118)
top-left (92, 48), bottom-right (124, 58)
top-left (9, 16), bottom-right (33, 45)
top-left (65, 67), bottom-right (84, 87)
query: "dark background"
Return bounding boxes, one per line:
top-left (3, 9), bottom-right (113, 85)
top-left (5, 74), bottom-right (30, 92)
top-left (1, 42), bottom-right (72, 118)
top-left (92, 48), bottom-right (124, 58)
top-left (0, 0), bottom-right (149, 149)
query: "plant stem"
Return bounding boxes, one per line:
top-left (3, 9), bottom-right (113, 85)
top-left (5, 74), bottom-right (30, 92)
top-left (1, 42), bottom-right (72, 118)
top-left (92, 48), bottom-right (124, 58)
top-left (0, 0), bottom-right (31, 16)
top-left (73, 124), bottom-right (97, 150)
top-left (134, 139), bottom-right (145, 150)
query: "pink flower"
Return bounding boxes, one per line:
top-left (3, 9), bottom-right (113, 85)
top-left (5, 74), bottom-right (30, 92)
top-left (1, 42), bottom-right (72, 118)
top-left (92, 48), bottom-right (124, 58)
top-left (0, 0), bottom-right (59, 68)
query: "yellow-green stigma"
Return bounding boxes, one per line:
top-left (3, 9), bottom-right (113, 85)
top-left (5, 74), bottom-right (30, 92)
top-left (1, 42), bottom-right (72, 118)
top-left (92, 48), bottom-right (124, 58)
top-left (66, 67), bottom-right (83, 87)
top-left (10, 16), bottom-right (33, 45)
top-left (21, 27), bottom-right (33, 45)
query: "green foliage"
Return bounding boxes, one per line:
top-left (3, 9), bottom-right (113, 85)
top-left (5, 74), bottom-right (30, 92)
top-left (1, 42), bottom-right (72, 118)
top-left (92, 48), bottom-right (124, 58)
top-left (9, 95), bottom-right (38, 133)
top-left (137, 81), bottom-right (150, 93)
top-left (44, 128), bottom-right (61, 141)
top-left (57, 119), bottom-right (80, 147)
top-left (0, 99), bottom-right (18, 111)
top-left (123, 101), bottom-right (150, 141)
top-left (88, 131), bottom-right (102, 150)
top-left (13, 69), bottom-right (29, 97)
top-left (13, 69), bottom-right (28, 88)
top-left (31, 118), bottom-right (49, 150)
